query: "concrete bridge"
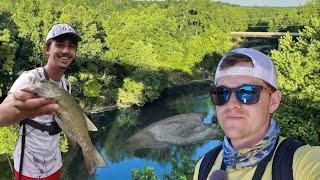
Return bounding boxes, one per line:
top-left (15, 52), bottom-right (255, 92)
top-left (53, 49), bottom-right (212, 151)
top-left (230, 32), bottom-right (300, 51)
top-left (230, 32), bottom-right (300, 38)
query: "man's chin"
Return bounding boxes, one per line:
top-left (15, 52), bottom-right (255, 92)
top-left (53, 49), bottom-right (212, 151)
top-left (58, 65), bottom-right (69, 70)
top-left (224, 129), bottom-right (245, 140)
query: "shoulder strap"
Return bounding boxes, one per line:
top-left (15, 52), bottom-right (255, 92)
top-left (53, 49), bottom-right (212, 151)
top-left (61, 77), bottom-right (71, 94)
top-left (42, 67), bottom-right (71, 93)
top-left (252, 136), bottom-right (279, 180)
top-left (28, 68), bottom-right (44, 79)
top-left (42, 67), bottom-right (50, 80)
top-left (272, 139), bottom-right (304, 180)
top-left (33, 67), bottom-right (71, 93)
top-left (198, 144), bottom-right (222, 180)
top-left (18, 123), bottom-right (26, 180)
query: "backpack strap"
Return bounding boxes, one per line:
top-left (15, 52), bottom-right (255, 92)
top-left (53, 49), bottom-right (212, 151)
top-left (42, 67), bottom-right (71, 94)
top-left (217, 137), bottom-right (279, 180)
top-left (29, 67), bottom-right (71, 94)
top-left (198, 136), bottom-right (304, 180)
top-left (28, 68), bottom-right (44, 79)
top-left (42, 67), bottom-right (50, 80)
top-left (198, 144), bottom-right (222, 180)
top-left (252, 136), bottom-right (279, 180)
top-left (272, 139), bottom-right (304, 180)
top-left (19, 119), bottom-right (61, 135)
top-left (61, 77), bottom-right (71, 94)
top-left (18, 122), bottom-right (26, 180)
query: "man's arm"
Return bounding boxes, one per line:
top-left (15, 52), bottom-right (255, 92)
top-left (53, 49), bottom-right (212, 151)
top-left (0, 90), bottom-right (59, 126)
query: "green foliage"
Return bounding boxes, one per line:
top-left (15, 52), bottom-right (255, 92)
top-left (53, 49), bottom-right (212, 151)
top-left (117, 78), bottom-right (145, 107)
top-left (0, 14), bottom-right (18, 97)
top-left (12, 0), bottom-right (57, 65)
top-left (1, 0), bottom-right (259, 108)
top-left (0, 29), bottom-right (17, 71)
top-left (117, 67), bottom-right (166, 107)
top-left (102, 4), bottom-right (187, 71)
top-left (163, 157), bottom-right (196, 180)
top-left (131, 157), bottom-right (196, 180)
top-left (0, 125), bottom-right (19, 156)
top-left (271, 17), bottom-right (320, 145)
top-left (83, 80), bottom-right (102, 97)
top-left (58, 4), bottom-right (104, 57)
top-left (131, 68), bottom-right (165, 101)
top-left (132, 167), bottom-right (159, 180)
top-left (60, 132), bottom-right (69, 153)
top-left (268, 9), bottom-right (302, 32)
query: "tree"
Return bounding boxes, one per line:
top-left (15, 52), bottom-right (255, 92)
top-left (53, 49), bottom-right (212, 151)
top-left (12, 0), bottom-right (58, 65)
top-left (0, 14), bottom-right (18, 98)
top-left (271, 17), bottom-right (320, 145)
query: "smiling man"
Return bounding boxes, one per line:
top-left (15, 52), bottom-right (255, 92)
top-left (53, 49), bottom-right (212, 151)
top-left (194, 48), bottom-right (320, 180)
top-left (1, 23), bottom-right (81, 180)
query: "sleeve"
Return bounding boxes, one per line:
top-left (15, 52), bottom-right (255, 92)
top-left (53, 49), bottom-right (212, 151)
top-left (293, 145), bottom-right (320, 180)
top-left (8, 72), bottom-right (35, 93)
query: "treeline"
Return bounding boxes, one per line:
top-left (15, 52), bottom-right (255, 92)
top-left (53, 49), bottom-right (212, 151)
top-left (0, 0), bottom-right (319, 153)
top-left (0, 0), bottom-right (247, 109)
top-left (0, 0), bottom-right (315, 108)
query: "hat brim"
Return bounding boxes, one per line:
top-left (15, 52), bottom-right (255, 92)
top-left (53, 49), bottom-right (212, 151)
top-left (64, 32), bottom-right (82, 42)
top-left (51, 32), bottom-right (82, 42)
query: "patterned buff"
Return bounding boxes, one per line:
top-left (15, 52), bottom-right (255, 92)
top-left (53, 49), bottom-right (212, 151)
top-left (222, 118), bottom-right (280, 170)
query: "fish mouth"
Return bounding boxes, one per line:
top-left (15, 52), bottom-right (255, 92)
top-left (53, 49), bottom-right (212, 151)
top-left (34, 86), bottom-right (56, 99)
top-left (35, 88), bottom-right (49, 98)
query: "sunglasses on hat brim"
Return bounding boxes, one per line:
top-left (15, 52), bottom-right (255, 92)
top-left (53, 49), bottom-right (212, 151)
top-left (210, 84), bottom-right (273, 106)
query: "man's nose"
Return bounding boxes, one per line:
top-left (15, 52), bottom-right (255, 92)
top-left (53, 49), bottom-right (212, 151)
top-left (62, 45), bottom-right (70, 53)
top-left (225, 92), bottom-right (242, 109)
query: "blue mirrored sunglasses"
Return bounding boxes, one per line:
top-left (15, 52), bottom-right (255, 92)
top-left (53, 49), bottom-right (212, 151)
top-left (210, 85), bottom-right (273, 106)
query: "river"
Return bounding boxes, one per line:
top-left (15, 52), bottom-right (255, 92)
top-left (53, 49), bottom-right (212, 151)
top-left (59, 81), bottom-right (220, 180)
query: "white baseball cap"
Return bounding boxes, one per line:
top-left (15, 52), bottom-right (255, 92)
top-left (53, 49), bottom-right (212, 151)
top-left (214, 48), bottom-right (278, 89)
top-left (45, 23), bottom-right (82, 42)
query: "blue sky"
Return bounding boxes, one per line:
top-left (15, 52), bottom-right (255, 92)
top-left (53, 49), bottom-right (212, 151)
top-left (211, 0), bottom-right (311, 7)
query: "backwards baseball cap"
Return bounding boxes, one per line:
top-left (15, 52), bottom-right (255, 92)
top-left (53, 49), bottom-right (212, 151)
top-left (214, 48), bottom-right (278, 89)
top-left (45, 23), bottom-right (82, 42)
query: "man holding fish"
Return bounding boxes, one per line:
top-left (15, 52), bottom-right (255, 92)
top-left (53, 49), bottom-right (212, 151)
top-left (0, 23), bottom-right (106, 179)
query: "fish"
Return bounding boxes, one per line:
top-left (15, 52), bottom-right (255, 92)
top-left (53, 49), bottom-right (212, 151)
top-left (126, 113), bottom-right (217, 150)
top-left (21, 77), bottom-right (106, 175)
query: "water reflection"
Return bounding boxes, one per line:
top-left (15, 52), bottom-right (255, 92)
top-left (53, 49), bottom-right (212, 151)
top-left (126, 113), bottom-right (217, 150)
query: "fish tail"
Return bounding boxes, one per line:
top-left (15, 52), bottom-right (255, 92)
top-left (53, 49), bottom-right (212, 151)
top-left (83, 147), bottom-right (107, 175)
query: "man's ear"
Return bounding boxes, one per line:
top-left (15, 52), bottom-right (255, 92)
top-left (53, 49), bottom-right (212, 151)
top-left (269, 90), bottom-right (282, 113)
top-left (44, 46), bottom-right (50, 55)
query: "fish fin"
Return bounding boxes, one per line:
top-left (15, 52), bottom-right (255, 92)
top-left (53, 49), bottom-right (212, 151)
top-left (67, 136), bottom-right (77, 149)
top-left (83, 147), bottom-right (106, 175)
top-left (83, 112), bottom-right (98, 131)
